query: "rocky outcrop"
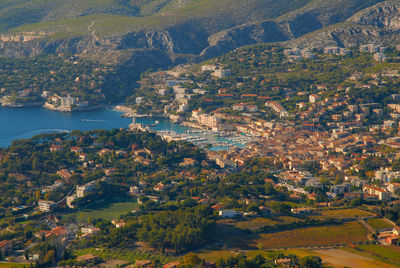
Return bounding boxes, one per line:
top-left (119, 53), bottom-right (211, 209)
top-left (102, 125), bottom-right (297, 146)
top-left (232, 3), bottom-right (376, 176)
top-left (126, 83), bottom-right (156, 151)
top-left (288, 1), bottom-right (400, 48)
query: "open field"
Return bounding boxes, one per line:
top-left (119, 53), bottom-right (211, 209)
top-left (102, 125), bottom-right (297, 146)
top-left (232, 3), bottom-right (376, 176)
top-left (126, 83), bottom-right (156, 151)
top-left (64, 198), bottom-right (138, 221)
top-left (231, 216), bottom-right (303, 231)
top-left (75, 247), bottom-right (176, 264)
top-left (100, 259), bottom-right (130, 268)
top-left (356, 244), bottom-right (400, 263)
top-left (195, 250), bottom-right (239, 261)
top-left (194, 247), bottom-right (399, 268)
top-left (318, 208), bottom-right (374, 218)
top-left (252, 221), bottom-right (369, 249)
top-left (367, 218), bottom-right (394, 230)
top-left (0, 263), bottom-right (32, 268)
top-left (313, 248), bottom-right (398, 268)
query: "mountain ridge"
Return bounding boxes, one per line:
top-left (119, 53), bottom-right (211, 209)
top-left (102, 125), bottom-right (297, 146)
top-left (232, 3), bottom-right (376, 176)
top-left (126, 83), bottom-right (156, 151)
top-left (0, 0), bottom-right (394, 74)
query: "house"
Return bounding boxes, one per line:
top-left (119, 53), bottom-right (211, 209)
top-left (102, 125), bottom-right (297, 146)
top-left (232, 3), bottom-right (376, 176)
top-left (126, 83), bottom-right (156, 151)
top-left (309, 94), bottom-right (320, 103)
top-left (330, 184), bottom-right (351, 195)
top-left (363, 185), bottom-right (390, 201)
top-left (111, 219), bottom-right (126, 228)
top-left (212, 68), bottom-right (231, 79)
top-left (105, 168), bottom-right (118, 176)
top-left (379, 233), bottom-right (400, 246)
top-left (51, 226), bottom-right (68, 238)
top-left (70, 147), bottom-right (83, 153)
top-left (135, 259), bottom-right (152, 268)
top-left (218, 209), bottom-right (241, 218)
top-left (163, 261), bottom-right (180, 268)
top-left (76, 183), bottom-right (95, 198)
top-left (233, 103), bottom-right (245, 111)
top-left (81, 226), bottom-right (100, 236)
top-left (375, 168), bottom-right (400, 183)
top-left (307, 193), bottom-right (318, 200)
top-left (35, 230), bottom-right (53, 240)
top-left (0, 240), bottom-right (13, 257)
top-left (153, 184), bottom-right (165, 191)
top-left (291, 207), bottom-right (313, 214)
top-left (374, 52), bottom-right (386, 62)
top-left (211, 204), bottom-right (223, 210)
top-left (246, 105), bottom-right (258, 112)
top-left (201, 64), bottom-right (217, 72)
top-left (76, 254), bottom-right (100, 265)
top-left (38, 200), bottom-right (56, 212)
top-left (240, 93), bottom-right (258, 100)
top-left (274, 258), bottom-right (294, 268)
top-left (57, 169), bottom-right (72, 181)
top-left (129, 186), bottom-right (140, 195)
top-left (179, 158), bottom-right (196, 167)
top-left (50, 144), bottom-right (63, 152)
top-left (388, 183), bottom-right (400, 193)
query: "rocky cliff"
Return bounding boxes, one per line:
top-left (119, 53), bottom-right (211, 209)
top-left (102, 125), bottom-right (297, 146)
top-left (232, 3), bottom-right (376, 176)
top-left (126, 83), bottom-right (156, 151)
top-left (288, 1), bottom-right (400, 48)
top-left (0, 0), bottom-right (394, 69)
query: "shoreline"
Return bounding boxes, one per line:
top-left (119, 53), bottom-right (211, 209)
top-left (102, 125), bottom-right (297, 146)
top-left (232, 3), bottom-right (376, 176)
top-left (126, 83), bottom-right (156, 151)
top-left (0, 101), bottom-right (44, 108)
top-left (43, 102), bottom-right (112, 112)
top-left (112, 105), bottom-right (165, 119)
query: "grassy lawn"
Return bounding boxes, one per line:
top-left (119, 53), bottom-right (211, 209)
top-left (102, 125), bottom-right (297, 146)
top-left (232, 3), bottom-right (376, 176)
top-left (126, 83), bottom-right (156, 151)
top-left (356, 244), bottom-right (400, 263)
top-left (64, 198), bottom-right (139, 221)
top-left (367, 218), bottom-right (394, 230)
top-left (253, 221), bottom-right (369, 249)
top-left (318, 208), bottom-right (374, 219)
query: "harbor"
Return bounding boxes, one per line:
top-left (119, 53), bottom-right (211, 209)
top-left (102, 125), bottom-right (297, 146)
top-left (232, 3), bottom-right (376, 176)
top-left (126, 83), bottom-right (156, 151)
top-left (131, 117), bottom-right (252, 151)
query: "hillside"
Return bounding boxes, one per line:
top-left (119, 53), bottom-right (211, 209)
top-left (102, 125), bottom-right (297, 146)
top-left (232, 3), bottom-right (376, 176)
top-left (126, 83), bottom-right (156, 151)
top-left (287, 0), bottom-right (400, 48)
top-left (0, 0), bottom-right (395, 87)
top-left (0, 1), bottom-right (383, 57)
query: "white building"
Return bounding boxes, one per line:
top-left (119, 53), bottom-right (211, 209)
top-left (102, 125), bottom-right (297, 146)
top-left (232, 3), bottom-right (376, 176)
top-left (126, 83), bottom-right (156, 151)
top-left (60, 94), bottom-right (76, 108)
top-left (375, 168), bottom-right (400, 183)
top-left (76, 183), bottom-right (95, 198)
top-left (201, 64), bottom-right (217, 72)
top-left (38, 200), bottom-right (56, 212)
top-left (199, 114), bottom-right (221, 129)
top-left (374, 53), bottom-right (387, 62)
top-left (212, 69), bottom-right (231, 79)
top-left (363, 185), bottom-right (390, 201)
top-left (309, 94), bottom-right (320, 103)
top-left (219, 210), bottom-right (241, 218)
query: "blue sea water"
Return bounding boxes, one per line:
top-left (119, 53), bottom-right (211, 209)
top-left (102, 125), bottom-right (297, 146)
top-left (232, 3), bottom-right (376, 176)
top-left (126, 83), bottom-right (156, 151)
top-left (0, 107), bottom-right (132, 147)
top-left (0, 107), bottom-right (245, 150)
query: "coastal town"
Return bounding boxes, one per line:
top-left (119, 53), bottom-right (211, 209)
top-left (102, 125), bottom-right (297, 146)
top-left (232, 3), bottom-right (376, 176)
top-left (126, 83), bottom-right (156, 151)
top-left (2, 44), bottom-right (400, 267)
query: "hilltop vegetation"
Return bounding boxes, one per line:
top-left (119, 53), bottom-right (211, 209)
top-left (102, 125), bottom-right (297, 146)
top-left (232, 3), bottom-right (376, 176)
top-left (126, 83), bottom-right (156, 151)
top-left (7, 0), bottom-right (311, 36)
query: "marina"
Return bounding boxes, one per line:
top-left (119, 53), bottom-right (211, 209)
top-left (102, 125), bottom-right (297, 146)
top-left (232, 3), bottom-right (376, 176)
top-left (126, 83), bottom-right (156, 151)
top-left (133, 117), bottom-right (252, 151)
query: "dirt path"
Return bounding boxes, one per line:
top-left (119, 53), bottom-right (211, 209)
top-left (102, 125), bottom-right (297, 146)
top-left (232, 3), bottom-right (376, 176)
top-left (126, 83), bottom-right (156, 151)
top-left (314, 249), bottom-right (397, 268)
top-left (88, 20), bottom-right (98, 41)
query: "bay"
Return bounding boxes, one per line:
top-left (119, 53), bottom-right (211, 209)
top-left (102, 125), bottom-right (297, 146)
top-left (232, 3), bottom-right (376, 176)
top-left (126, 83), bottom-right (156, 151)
top-left (0, 107), bottom-right (247, 150)
top-left (0, 107), bottom-right (131, 147)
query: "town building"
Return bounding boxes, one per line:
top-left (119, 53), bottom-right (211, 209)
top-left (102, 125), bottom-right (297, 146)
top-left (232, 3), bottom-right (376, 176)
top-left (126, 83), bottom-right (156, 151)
top-left (38, 200), bottom-right (56, 212)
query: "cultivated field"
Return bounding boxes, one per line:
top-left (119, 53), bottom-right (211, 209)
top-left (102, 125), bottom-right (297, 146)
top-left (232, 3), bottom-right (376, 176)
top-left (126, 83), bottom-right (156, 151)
top-left (318, 208), bottom-right (374, 219)
top-left (231, 216), bottom-right (303, 231)
top-left (75, 247), bottom-right (176, 264)
top-left (314, 248), bottom-right (397, 268)
top-left (367, 218), bottom-right (394, 230)
top-left (252, 221), bottom-right (369, 249)
top-left (0, 263), bottom-right (32, 268)
top-left (356, 244), bottom-right (400, 263)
